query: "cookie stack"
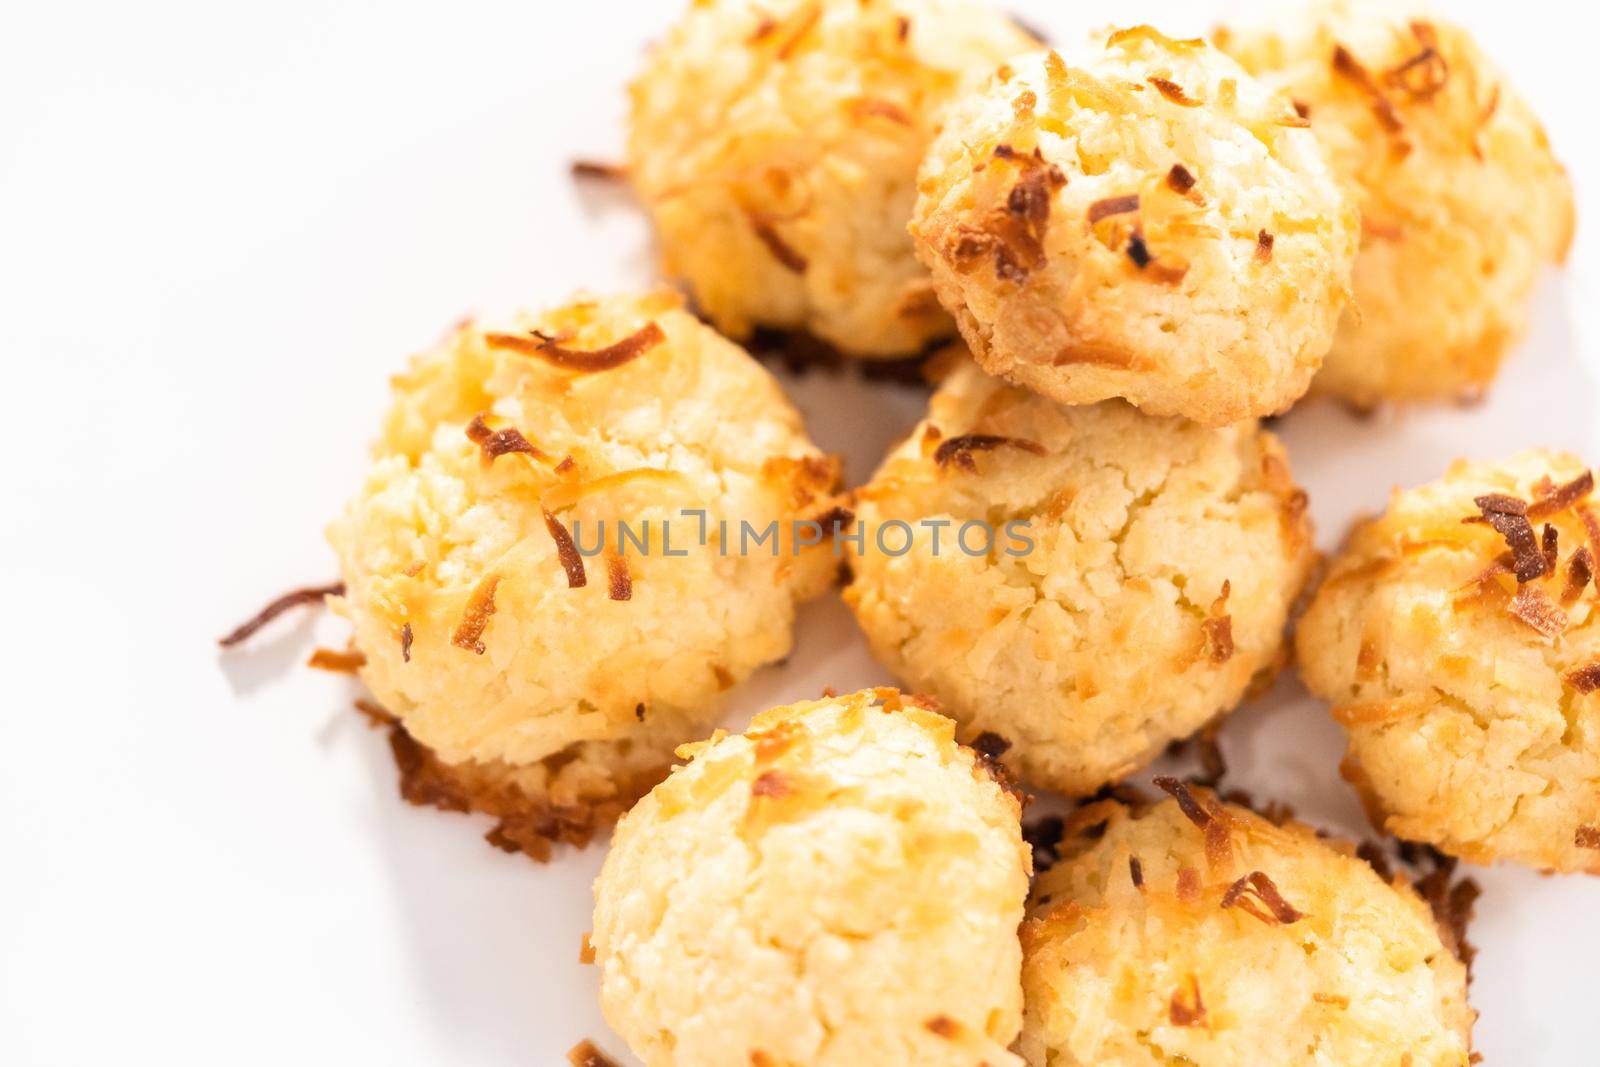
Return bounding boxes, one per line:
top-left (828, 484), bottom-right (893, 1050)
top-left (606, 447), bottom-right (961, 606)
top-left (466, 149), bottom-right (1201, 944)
top-left (317, 1), bottom-right (1586, 1063)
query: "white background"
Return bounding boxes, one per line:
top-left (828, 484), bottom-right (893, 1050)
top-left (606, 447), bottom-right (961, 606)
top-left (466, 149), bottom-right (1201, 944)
top-left (2, 1), bottom-right (1596, 1063)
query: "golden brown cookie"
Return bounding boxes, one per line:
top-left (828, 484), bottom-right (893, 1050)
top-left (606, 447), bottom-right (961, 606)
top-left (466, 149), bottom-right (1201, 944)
top-left (911, 27), bottom-right (1357, 424)
top-left (1297, 449), bottom-right (1600, 873)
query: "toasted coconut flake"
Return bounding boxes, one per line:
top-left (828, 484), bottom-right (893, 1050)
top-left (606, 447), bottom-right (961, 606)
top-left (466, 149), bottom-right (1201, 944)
top-left (1412, 852), bottom-right (1479, 975)
top-left (1331, 44), bottom-right (1403, 134)
top-left (1566, 663), bottom-right (1600, 694)
top-left (307, 647), bottom-right (364, 674)
top-left (748, 212), bottom-right (809, 273)
top-left (485, 321), bottom-right (665, 372)
top-left (751, 769), bottom-right (791, 799)
top-left (353, 698), bottom-right (396, 728)
top-left (989, 156), bottom-right (1068, 282)
top-left (924, 1015), bottom-right (960, 1039)
top-left (1148, 75), bottom-right (1201, 107)
top-left (933, 433), bottom-right (1045, 472)
top-left (1165, 164), bottom-right (1196, 194)
top-left (1509, 585), bottom-right (1567, 638)
top-left (1542, 523), bottom-right (1560, 573)
top-left (605, 555), bottom-right (632, 601)
top-left (1176, 866), bottom-right (1202, 903)
top-left (1470, 494), bottom-right (1548, 582)
top-left (970, 731), bottom-right (1012, 760)
top-left (578, 932), bottom-right (595, 965)
top-left (1385, 45), bottom-right (1448, 100)
top-left (218, 581), bottom-right (344, 647)
top-left (399, 623), bottom-right (413, 663)
top-left (1561, 546), bottom-right (1594, 607)
top-left (1087, 193), bottom-right (1140, 223)
top-left (1292, 98), bottom-right (1312, 119)
top-left (1221, 871), bottom-right (1305, 925)
top-left (451, 575), bottom-right (502, 654)
top-left (544, 510), bottom-right (587, 589)
top-left (1154, 776), bottom-right (1211, 830)
top-left (466, 414), bottom-right (539, 461)
top-left (1126, 231), bottom-right (1153, 268)
top-left (570, 159), bottom-right (627, 183)
top-left (1129, 855), bottom-right (1144, 890)
top-left (1254, 229), bottom-right (1274, 264)
top-left (1576, 826), bottom-right (1600, 849)
top-left (566, 1039), bottom-right (621, 1067)
top-left (1527, 470), bottom-right (1594, 520)
top-left (848, 96), bottom-right (913, 125)
top-left (895, 14), bottom-right (911, 42)
top-left (1169, 974), bottom-right (1207, 1027)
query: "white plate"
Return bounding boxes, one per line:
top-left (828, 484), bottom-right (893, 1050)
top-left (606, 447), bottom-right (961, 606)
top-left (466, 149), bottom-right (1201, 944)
top-left (2, 1), bottom-right (1596, 1064)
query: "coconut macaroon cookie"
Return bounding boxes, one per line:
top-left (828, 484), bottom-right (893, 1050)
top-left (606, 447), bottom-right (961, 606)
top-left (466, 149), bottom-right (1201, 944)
top-left (627, 0), bottom-right (1039, 358)
top-left (1019, 788), bottom-right (1475, 1066)
top-left (910, 26), bottom-right (1357, 425)
top-left (1218, 0), bottom-right (1574, 406)
top-left (844, 358), bottom-right (1315, 795)
top-left (590, 688), bottom-right (1031, 1066)
top-left (327, 290), bottom-right (841, 858)
top-left (1298, 449), bottom-right (1600, 873)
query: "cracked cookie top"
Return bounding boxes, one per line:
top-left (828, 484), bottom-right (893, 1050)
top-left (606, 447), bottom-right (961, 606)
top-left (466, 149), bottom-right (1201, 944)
top-left (591, 688), bottom-right (1031, 1067)
top-left (844, 357), bottom-right (1315, 795)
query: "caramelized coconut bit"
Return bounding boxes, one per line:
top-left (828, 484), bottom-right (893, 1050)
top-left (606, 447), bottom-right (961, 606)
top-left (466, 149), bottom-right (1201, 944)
top-left (924, 1015), bottom-right (960, 1039)
top-left (1086, 193), bottom-right (1140, 223)
top-left (353, 698), bottom-right (396, 728)
top-left (570, 159), bottom-right (627, 182)
top-left (1154, 776), bottom-right (1211, 830)
top-left (1576, 826), bottom-right (1600, 849)
top-left (485, 321), bottom-right (665, 372)
top-left (1221, 871), bottom-right (1305, 925)
top-left (1129, 855), bottom-right (1145, 889)
top-left (1562, 546), bottom-right (1594, 607)
top-left (399, 623), bottom-right (413, 663)
top-left (1509, 585), bottom-right (1567, 638)
top-left (1126, 231), bottom-right (1153, 268)
top-left (1527, 470), bottom-right (1594, 520)
top-left (307, 647), bottom-right (364, 674)
top-left (1176, 866), bottom-right (1202, 903)
top-left (990, 156), bottom-right (1068, 282)
top-left (895, 15), bottom-right (911, 42)
top-left (773, 1), bottom-right (821, 60)
top-left (1148, 75), bottom-right (1202, 107)
top-left (605, 555), bottom-right (632, 601)
top-left (465, 414), bottom-right (539, 461)
top-left (1469, 494), bottom-right (1548, 581)
top-left (1165, 164), bottom-right (1196, 194)
top-left (1385, 43), bottom-right (1448, 100)
top-left (1566, 663), bottom-right (1600, 693)
top-left (751, 770), bottom-right (791, 799)
top-left (1583, 507), bottom-right (1600, 560)
top-left (847, 97), bottom-right (912, 126)
top-left (1254, 229), bottom-right (1275, 264)
top-left (933, 433), bottom-right (1046, 472)
top-left (1413, 855), bottom-right (1479, 975)
top-left (1292, 98), bottom-right (1312, 119)
top-left (970, 731), bottom-right (1012, 761)
top-left (747, 212), bottom-right (808, 273)
top-left (218, 581), bottom-right (344, 647)
top-left (1023, 815), bottom-right (1066, 871)
top-left (1331, 44), bottom-right (1403, 134)
top-left (543, 509), bottom-right (587, 589)
top-left (451, 575), bottom-right (502, 654)
top-left (1169, 974), bottom-right (1207, 1027)
top-left (1542, 523), bottom-right (1560, 573)
top-left (566, 1039), bottom-right (621, 1067)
